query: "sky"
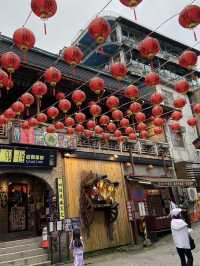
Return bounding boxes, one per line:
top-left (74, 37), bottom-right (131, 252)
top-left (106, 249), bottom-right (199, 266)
top-left (0, 0), bottom-right (200, 54)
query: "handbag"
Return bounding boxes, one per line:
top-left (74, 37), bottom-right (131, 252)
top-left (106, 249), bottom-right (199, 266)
top-left (189, 235), bottom-right (195, 250)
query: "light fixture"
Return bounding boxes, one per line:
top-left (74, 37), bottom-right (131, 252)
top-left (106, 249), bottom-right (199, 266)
top-left (64, 153), bottom-right (71, 157)
top-left (113, 154), bottom-right (119, 159)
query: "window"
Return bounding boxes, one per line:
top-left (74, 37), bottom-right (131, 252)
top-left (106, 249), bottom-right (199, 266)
top-left (170, 127), bottom-right (185, 148)
top-left (162, 89), bottom-right (174, 107)
top-left (110, 30), bottom-right (117, 42)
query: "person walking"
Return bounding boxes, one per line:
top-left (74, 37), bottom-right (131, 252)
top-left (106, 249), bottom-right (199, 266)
top-left (171, 208), bottom-right (193, 266)
top-left (69, 229), bottom-right (84, 266)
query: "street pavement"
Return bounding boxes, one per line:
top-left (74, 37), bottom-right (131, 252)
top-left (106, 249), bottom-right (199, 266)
top-left (67, 222), bottom-right (200, 266)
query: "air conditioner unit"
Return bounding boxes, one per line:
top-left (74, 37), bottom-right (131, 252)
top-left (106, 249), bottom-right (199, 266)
top-left (187, 188), bottom-right (198, 201)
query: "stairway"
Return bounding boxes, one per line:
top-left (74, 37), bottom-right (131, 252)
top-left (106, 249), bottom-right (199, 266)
top-left (0, 237), bottom-right (51, 266)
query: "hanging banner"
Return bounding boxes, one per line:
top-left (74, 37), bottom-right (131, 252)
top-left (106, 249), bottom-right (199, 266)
top-left (56, 178), bottom-right (65, 220)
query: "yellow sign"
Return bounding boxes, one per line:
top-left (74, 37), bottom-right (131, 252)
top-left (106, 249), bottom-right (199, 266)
top-left (57, 178), bottom-right (65, 220)
top-left (0, 149), bottom-right (12, 162)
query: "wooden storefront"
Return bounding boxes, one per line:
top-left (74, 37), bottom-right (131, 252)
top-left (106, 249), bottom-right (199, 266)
top-left (64, 158), bottom-right (132, 252)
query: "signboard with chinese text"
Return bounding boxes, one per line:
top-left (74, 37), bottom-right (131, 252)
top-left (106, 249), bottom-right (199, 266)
top-left (56, 178), bottom-right (65, 220)
top-left (0, 145), bottom-right (56, 168)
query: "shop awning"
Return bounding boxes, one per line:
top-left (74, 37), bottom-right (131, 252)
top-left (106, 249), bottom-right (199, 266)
top-left (127, 176), bottom-right (196, 188)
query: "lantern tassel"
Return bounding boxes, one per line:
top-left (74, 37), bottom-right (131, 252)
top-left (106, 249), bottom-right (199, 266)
top-left (133, 8), bottom-right (137, 21)
top-left (37, 98), bottom-right (41, 114)
top-left (26, 107), bottom-right (30, 116)
top-left (193, 30), bottom-right (197, 41)
top-left (23, 51), bottom-right (28, 64)
top-left (44, 22), bottom-right (47, 35)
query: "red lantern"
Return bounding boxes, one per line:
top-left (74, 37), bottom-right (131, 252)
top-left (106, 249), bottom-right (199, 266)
top-left (120, 118), bottom-right (129, 128)
top-left (129, 132), bottom-right (137, 141)
top-left (119, 0), bottom-right (142, 20)
top-left (88, 101), bottom-right (96, 107)
top-left (37, 113), bottom-right (47, 123)
top-left (152, 105), bottom-right (163, 117)
top-left (4, 108), bottom-right (16, 119)
top-left (84, 130), bottom-right (94, 139)
top-left (65, 117), bottom-right (75, 127)
top-left (193, 103), bottom-right (200, 115)
top-left (151, 93), bottom-right (164, 105)
top-left (154, 127), bottom-right (163, 135)
top-left (72, 90), bottom-right (86, 106)
top-left (89, 104), bottom-right (102, 117)
top-left (44, 67), bottom-right (61, 87)
top-left (12, 101), bottom-right (25, 115)
top-left (106, 96), bottom-right (119, 110)
top-left (179, 5), bottom-right (200, 33)
top-left (187, 117), bottom-right (197, 127)
top-left (114, 129), bottom-right (122, 138)
top-left (140, 130), bottom-right (148, 139)
top-left (138, 37), bottom-right (160, 59)
top-left (99, 115), bottom-right (110, 126)
top-left (153, 117), bottom-right (165, 127)
top-left (110, 63), bottom-right (127, 80)
top-left (1, 52), bottom-right (20, 74)
top-left (129, 102), bottom-right (142, 114)
top-left (75, 112), bottom-right (86, 124)
top-left (20, 93), bottom-right (34, 108)
top-left (67, 127), bottom-right (74, 135)
top-left (0, 115), bottom-right (8, 125)
top-left (32, 81), bottom-right (48, 98)
top-left (95, 125), bottom-right (103, 135)
top-left (135, 112), bottom-right (146, 123)
top-left (112, 109), bottom-right (123, 121)
top-left (175, 80), bottom-right (190, 94)
top-left (124, 85), bottom-right (139, 100)
top-left (125, 126), bottom-right (134, 135)
top-left (88, 17), bottom-right (111, 44)
top-left (107, 122), bottom-right (117, 132)
top-left (173, 97), bottom-right (187, 109)
top-left (87, 120), bottom-right (96, 130)
top-left (58, 99), bottom-right (71, 113)
top-left (0, 69), bottom-right (8, 88)
top-left (21, 121), bottom-right (30, 130)
top-left (13, 27), bottom-right (35, 52)
top-left (75, 124), bottom-right (84, 134)
top-left (63, 47), bottom-right (83, 67)
top-left (179, 51), bottom-right (198, 69)
top-left (137, 122), bottom-right (147, 132)
top-left (171, 111), bottom-right (183, 121)
top-left (89, 77), bottom-right (105, 95)
top-left (54, 121), bottom-right (64, 130)
top-left (56, 92), bottom-right (65, 100)
top-left (145, 72), bottom-right (160, 87)
top-left (47, 107), bottom-right (59, 119)
top-left (170, 123), bottom-right (181, 133)
top-left (46, 125), bottom-right (56, 133)
top-left (28, 117), bottom-right (38, 127)
top-left (101, 132), bottom-right (110, 142)
top-left (117, 135), bottom-right (125, 143)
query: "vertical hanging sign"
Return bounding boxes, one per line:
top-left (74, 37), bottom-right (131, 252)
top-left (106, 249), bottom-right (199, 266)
top-left (56, 178), bottom-right (65, 220)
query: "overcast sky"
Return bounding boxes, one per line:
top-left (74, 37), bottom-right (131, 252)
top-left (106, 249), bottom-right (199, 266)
top-left (1, 0), bottom-right (200, 54)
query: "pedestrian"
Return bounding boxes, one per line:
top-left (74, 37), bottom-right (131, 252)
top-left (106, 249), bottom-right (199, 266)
top-left (69, 229), bottom-right (84, 266)
top-left (170, 208), bottom-right (194, 266)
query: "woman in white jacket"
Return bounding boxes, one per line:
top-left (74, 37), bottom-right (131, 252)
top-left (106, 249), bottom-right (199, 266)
top-left (171, 208), bottom-right (193, 266)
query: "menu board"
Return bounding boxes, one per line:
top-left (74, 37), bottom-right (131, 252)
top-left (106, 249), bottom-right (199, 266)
top-left (0, 145), bottom-right (57, 168)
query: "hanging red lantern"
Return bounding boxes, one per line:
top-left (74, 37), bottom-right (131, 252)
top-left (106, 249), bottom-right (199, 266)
top-left (151, 92), bottom-right (164, 105)
top-left (88, 101), bottom-right (96, 107)
top-left (106, 96), bottom-right (120, 110)
top-left (89, 77), bottom-right (105, 95)
top-left (56, 92), bottom-right (65, 100)
top-left (135, 112), bottom-right (146, 123)
top-left (110, 63), bottom-right (128, 80)
top-left (129, 102), bottom-right (142, 114)
top-left (107, 122), bottom-right (117, 132)
top-left (58, 99), bottom-right (71, 113)
top-left (117, 135), bottom-right (125, 144)
top-left (65, 117), bottom-right (75, 127)
top-left (63, 46), bottom-right (84, 67)
top-left (21, 121), bottom-right (30, 130)
top-left (95, 125), bottom-right (103, 135)
top-left (84, 130), bottom-right (94, 139)
top-left (75, 124), bottom-right (84, 134)
top-left (3, 78), bottom-right (14, 92)
top-left (137, 122), bottom-right (147, 132)
top-left (129, 132), bottom-right (137, 141)
top-left (28, 117), bottom-right (38, 127)
top-left (138, 37), bottom-right (160, 60)
top-left (46, 125), bottom-right (56, 133)
top-left (193, 103), bottom-right (200, 115)
top-left (101, 132), bottom-right (110, 142)
top-left (145, 72), bottom-right (160, 87)
top-left (0, 69), bottom-right (8, 88)
top-left (120, 118), bottom-right (129, 128)
top-left (1, 52), bottom-right (20, 75)
top-left (37, 113), bottom-right (47, 123)
top-left (170, 123), bottom-right (181, 133)
top-left (173, 97), bottom-right (187, 109)
top-left (175, 80), bottom-right (190, 94)
top-left (114, 129), bottom-right (122, 138)
top-left (4, 108), bottom-right (16, 119)
top-left (44, 66), bottom-right (61, 87)
top-left (75, 112), bottom-right (86, 124)
top-left (47, 107), bottom-right (59, 119)
top-left (112, 109), bottom-right (123, 121)
top-left (0, 115), bottom-right (8, 125)
top-left (153, 117), bottom-right (165, 127)
top-left (179, 50), bottom-right (198, 69)
top-left (13, 27), bottom-right (35, 52)
top-left (67, 127), bottom-right (74, 135)
top-left (54, 121), bottom-right (64, 130)
top-left (32, 81), bottom-right (48, 98)
top-left (88, 17), bottom-right (111, 44)
top-left (87, 120), bottom-right (96, 130)
top-left (99, 115), bottom-right (110, 126)
top-left (124, 85), bottom-right (139, 100)
top-left (72, 90), bottom-right (86, 106)
top-left (154, 127), bottom-right (163, 135)
top-left (171, 111), bottom-right (183, 121)
top-left (140, 130), bottom-right (148, 139)
top-left (125, 126), bottom-right (134, 135)
top-left (20, 93), bottom-right (34, 108)
top-left (119, 0), bottom-right (142, 20)
top-left (89, 104), bottom-right (102, 117)
top-left (187, 117), bottom-right (197, 127)
top-left (12, 101), bottom-right (25, 115)
top-left (152, 105), bottom-right (163, 117)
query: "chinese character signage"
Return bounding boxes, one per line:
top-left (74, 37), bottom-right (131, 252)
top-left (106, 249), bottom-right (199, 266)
top-left (0, 145), bottom-right (56, 168)
top-left (57, 178), bottom-right (65, 220)
top-left (11, 126), bottom-right (77, 150)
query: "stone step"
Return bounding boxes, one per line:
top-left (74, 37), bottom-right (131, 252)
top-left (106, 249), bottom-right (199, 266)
top-left (29, 261), bottom-right (51, 266)
top-left (0, 254), bottom-right (49, 266)
top-left (0, 237), bottom-right (41, 249)
top-left (0, 248), bottom-right (45, 262)
top-left (0, 242), bottom-right (40, 255)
